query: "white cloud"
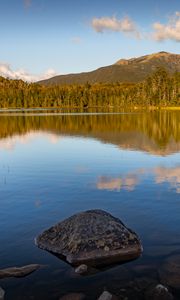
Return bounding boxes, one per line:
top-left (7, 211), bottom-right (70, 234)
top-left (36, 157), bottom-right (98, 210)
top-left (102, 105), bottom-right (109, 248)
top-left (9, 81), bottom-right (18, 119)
top-left (0, 62), bottom-right (57, 82)
top-left (153, 11), bottom-right (180, 42)
top-left (91, 12), bottom-right (180, 42)
top-left (91, 16), bottom-right (140, 38)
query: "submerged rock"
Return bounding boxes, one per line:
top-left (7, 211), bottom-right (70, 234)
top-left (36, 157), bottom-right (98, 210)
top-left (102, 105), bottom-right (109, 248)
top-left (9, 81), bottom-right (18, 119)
top-left (0, 287), bottom-right (5, 300)
top-left (75, 264), bottom-right (88, 275)
top-left (97, 291), bottom-right (113, 300)
top-left (59, 293), bottom-right (85, 300)
top-left (0, 264), bottom-right (41, 279)
top-left (97, 291), bottom-right (119, 300)
top-left (35, 210), bottom-right (142, 267)
top-left (145, 284), bottom-right (174, 300)
top-left (159, 254), bottom-right (180, 289)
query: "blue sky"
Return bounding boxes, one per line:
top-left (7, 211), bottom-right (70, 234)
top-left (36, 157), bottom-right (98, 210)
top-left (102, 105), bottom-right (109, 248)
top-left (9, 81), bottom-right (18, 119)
top-left (0, 0), bottom-right (179, 80)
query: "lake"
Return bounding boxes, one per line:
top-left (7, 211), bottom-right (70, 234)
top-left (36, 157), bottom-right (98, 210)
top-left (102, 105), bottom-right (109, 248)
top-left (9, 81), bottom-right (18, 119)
top-left (0, 111), bottom-right (180, 299)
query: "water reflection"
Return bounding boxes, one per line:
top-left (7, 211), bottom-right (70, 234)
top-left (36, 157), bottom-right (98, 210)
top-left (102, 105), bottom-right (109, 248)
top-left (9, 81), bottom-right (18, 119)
top-left (97, 166), bottom-right (180, 194)
top-left (97, 175), bottom-right (139, 192)
top-left (154, 166), bottom-right (180, 194)
top-left (0, 132), bottom-right (61, 151)
top-left (0, 111), bottom-right (180, 155)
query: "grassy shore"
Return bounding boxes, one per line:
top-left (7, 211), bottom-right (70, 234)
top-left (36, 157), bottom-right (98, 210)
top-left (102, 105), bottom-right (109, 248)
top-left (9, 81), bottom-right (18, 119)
top-left (0, 106), bottom-right (180, 113)
top-left (160, 106), bottom-right (180, 110)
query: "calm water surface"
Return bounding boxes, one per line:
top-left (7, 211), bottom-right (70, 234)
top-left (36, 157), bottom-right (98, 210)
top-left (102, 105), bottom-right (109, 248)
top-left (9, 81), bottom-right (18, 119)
top-left (0, 111), bottom-right (180, 299)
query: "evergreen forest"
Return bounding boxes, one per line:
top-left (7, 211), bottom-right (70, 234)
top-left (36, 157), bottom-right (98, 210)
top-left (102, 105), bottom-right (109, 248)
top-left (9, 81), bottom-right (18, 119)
top-left (0, 68), bottom-right (179, 109)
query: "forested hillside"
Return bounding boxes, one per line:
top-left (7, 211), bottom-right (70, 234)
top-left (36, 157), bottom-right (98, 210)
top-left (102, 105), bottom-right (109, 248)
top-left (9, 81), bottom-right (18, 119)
top-left (0, 68), bottom-right (179, 108)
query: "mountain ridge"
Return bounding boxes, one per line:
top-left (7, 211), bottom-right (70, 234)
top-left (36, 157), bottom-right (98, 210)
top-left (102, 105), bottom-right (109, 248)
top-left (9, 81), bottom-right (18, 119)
top-left (38, 51), bottom-right (180, 85)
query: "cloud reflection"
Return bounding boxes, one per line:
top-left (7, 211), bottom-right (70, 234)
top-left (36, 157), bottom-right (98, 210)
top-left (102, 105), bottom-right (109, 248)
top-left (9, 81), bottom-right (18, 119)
top-left (97, 166), bottom-right (180, 193)
top-left (97, 174), bottom-right (139, 192)
top-left (154, 166), bottom-right (180, 193)
top-left (0, 132), bottom-right (61, 151)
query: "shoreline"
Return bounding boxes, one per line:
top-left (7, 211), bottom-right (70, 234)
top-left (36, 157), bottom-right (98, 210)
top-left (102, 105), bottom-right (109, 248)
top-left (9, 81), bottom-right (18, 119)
top-left (0, 106), bottom-right (180, 113)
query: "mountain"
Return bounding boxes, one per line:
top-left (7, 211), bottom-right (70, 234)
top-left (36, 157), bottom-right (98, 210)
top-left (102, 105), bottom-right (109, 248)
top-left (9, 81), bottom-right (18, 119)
top-left (39, 51), bottom-right (180, 85)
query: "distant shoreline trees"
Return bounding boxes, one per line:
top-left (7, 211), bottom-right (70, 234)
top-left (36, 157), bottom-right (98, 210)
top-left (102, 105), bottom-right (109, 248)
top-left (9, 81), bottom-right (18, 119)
top-left (0, 68), bottom-right (179, 108)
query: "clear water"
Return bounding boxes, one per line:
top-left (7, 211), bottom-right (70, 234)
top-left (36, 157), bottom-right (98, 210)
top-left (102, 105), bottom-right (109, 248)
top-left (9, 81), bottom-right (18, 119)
top-left (0, 111), bottom-right (180, 299)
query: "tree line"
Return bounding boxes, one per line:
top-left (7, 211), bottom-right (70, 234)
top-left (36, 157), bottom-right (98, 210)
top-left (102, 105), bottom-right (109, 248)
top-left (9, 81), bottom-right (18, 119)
top-left (0, 68), bottom-right (179, 108)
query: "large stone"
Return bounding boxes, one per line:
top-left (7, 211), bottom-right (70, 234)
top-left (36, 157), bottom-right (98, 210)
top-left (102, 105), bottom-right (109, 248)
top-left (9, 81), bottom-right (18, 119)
top-left (35, 210), bottom-right (142, 267)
